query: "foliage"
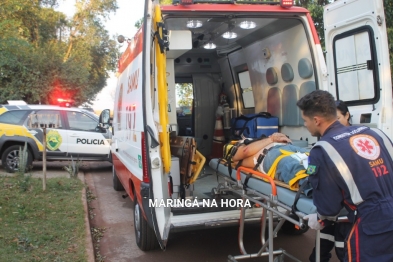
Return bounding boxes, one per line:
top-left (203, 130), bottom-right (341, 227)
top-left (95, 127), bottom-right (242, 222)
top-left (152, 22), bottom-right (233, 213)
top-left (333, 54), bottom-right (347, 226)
top-left (0, 175), bottom-right (86, 261)
top-left (384, 0), bottom-right (393, 76)
top-left (301, 1), bottom-right (329, 49)
top-left (176, 83), bottom-right (193, 107)
top-left (0, 0), bottom-right (120, 105)
top-left (135, 17), bottom-right (144, 29)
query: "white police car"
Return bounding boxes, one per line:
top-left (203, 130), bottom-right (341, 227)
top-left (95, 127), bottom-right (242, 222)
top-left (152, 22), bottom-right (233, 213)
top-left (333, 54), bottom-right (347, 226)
top-left (0, 104), bottom-right (111, 173)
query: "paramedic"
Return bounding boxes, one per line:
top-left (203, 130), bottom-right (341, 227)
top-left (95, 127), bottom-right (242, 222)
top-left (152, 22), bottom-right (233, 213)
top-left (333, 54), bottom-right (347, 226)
top-left (335, 100), bottom-right (351, 126)
top-left (297, 90), bottom-right (393, 261)
top-left (309, 99), bottom-right (353, 262)
top-left (231, 133), bottom-right (313, 195)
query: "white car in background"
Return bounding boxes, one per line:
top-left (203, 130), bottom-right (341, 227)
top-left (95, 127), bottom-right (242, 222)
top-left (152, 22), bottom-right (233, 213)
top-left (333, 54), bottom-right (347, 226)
top-left (0, 104), bottom-right (111, 173)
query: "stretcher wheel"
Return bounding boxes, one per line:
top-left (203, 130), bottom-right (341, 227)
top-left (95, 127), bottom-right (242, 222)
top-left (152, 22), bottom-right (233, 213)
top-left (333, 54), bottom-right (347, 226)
top-left (280, 214), bottom-right (309, 235)
top-left (211, 187), bottom-right (222, 200)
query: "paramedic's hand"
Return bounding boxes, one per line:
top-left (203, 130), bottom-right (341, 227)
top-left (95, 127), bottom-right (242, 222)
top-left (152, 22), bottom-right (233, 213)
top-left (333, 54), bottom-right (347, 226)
top-left (270, 133), bottom-right (292, 144)
top-left (303, 213), bottom-right (325, 230)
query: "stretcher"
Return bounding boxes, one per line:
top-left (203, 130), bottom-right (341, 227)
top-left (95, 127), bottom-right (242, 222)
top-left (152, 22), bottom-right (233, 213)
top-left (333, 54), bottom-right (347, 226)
top-left (209, 158), bottom-right (322, 262)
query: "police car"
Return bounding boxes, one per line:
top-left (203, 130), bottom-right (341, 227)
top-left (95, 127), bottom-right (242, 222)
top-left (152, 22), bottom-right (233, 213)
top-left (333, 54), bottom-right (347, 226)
top-left (0, 104), bottom-right (112, 173)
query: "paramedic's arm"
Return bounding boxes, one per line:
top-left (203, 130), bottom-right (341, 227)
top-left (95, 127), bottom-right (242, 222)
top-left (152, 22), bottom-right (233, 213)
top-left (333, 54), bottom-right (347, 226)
top-left (232, 133), bottom-right (291, 161)
top-left (307, 147), bottom-right (343, 225)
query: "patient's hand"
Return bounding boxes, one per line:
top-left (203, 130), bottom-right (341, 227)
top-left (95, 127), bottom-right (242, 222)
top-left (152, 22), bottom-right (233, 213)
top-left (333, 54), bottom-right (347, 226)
top-left (270, 133), bottom-right (292, 143)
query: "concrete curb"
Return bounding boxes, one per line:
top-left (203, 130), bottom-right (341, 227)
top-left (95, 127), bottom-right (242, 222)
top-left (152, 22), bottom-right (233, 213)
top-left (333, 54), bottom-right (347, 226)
top-left (82, 181), bottom-right (95, 262)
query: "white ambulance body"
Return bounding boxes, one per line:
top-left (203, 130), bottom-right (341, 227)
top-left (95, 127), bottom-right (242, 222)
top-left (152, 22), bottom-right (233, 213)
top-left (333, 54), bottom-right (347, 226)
top-left (111, 0), bottom-right (391, 250)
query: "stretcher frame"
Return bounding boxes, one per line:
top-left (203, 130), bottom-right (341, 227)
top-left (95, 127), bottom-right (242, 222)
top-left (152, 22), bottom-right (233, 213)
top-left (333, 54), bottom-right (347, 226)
top-left (211, 161), bottom-right (323, 262)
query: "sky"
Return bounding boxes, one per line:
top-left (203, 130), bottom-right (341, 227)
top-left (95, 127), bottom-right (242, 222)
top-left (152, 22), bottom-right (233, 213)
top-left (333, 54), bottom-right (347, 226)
top-left (56, 0), bottom-right (145, 110)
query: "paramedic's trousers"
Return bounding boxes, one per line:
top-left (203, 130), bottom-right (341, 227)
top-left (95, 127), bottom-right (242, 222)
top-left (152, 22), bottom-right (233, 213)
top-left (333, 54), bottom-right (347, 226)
top-left (309, 223), bottom-right (352, 262)
top-left (345, 199), bottom-right (393, 261)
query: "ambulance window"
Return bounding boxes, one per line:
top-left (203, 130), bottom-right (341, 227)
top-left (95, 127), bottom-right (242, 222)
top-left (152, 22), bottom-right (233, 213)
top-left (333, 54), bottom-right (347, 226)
top-left (175, 83), bottom-right (193, 116)
top-left (238, 71), bottom-right (254, 108)
top-left (175, 82), bottom-right (193, 136)
top-left (66, 111), bottom-right (97, 131)
top-left (333, 27), bottom-right (378, 104)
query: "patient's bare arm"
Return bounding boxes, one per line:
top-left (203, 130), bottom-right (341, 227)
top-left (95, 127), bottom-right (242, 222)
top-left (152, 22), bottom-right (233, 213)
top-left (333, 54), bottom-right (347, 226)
top-left (232, 133), bottom-right (291, 162)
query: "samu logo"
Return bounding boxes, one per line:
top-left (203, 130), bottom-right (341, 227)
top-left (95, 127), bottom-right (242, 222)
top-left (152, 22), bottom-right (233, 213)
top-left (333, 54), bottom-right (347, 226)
top-left (46, 130), bottom-right (63, 151)
top-left (76, 138), bottom-right (105, 145)
top-left (127, 68), bottom-right (139, 94)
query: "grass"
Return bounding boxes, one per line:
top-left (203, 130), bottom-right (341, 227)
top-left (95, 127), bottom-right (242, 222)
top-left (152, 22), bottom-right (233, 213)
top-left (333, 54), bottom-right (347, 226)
top-left (0, 173), bottom-right (87, 262)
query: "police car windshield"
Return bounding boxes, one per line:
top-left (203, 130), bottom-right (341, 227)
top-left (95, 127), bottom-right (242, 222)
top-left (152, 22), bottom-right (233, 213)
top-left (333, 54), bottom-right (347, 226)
top-left (82, 110), bottom-right (99, 120)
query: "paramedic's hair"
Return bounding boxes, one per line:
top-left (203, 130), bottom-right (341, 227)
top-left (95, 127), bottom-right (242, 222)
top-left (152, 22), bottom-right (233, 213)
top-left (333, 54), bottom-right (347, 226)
top-left (335, 100), bottom-right (351, 124)
top-left (296, 90), bottom-right (336, 120)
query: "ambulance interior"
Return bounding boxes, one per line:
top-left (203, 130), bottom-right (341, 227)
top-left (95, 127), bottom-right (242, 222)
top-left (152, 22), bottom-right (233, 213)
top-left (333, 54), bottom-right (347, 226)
top-left (162, 12), bottom-right (317, 214)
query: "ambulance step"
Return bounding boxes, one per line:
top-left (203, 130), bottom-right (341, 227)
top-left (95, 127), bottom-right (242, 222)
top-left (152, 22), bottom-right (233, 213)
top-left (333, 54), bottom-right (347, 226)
top-left (170, 208), bottom-right (263, 231)
top-left (171, 205), bottom-right (238, 215)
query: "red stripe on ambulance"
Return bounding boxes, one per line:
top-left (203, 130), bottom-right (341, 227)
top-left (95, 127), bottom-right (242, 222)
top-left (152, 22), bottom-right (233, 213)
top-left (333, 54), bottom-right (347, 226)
top-left (118, 27), bottom-right (144, 74)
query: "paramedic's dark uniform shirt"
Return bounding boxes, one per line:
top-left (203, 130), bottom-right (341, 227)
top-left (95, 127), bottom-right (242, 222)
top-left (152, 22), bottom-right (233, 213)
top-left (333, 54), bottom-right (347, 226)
top-left (307, 121), bottom-right (393, 261)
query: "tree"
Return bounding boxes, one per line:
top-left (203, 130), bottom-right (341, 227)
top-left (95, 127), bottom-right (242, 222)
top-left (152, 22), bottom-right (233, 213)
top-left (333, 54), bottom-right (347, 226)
top-left (176, 83), bottom-right (193, 107)
top-left (384, 0), bottom-right (393, 78)
top-left (0, 0), bottom-right (119, 105)
top-left (135, 18), bottom-right (144, 29)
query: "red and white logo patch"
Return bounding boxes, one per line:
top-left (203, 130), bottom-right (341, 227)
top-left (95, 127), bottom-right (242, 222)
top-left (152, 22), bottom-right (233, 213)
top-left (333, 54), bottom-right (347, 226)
top-left (349, 135), bottom-right (380, 160)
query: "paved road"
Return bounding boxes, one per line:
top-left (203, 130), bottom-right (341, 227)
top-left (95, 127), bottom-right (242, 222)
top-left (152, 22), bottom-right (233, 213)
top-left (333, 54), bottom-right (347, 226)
top-left (84, 162), bottom-right (340, 262)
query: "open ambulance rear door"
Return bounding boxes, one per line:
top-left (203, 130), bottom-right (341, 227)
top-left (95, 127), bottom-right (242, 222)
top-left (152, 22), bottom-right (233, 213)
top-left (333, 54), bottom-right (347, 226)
top-left (324, 0), bottom-right (392, 137)
top-left (143, 0), bottom-right (172, 250)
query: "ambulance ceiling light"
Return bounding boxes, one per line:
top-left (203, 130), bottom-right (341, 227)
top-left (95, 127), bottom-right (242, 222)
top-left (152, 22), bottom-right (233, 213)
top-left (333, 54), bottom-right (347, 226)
top-left (222, 31), bottom-right (237, 39)
top-left (203, 42), bottom-right (216, 49)
top-left (239, 21), bottom-right (256, 29)
top-left (187, 20), bottom-right (203, 28)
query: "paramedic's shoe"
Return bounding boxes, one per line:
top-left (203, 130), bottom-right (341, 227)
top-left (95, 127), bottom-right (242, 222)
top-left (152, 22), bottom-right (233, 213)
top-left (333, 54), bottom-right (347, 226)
top-left (304, 213), bottom-right (325, 230)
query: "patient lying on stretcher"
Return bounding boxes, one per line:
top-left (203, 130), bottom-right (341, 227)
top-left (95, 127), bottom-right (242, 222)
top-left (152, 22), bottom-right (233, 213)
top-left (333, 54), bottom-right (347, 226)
top-left (230, 133), bottom-right (313, 196)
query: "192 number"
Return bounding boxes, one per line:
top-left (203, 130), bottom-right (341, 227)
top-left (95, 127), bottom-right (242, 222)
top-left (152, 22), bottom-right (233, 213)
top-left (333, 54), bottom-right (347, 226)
top-left (371, 165), bottom-right (389, 177)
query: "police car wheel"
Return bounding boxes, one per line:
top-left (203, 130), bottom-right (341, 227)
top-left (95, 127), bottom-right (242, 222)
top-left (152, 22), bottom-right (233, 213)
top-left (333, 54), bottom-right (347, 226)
top-left (2, 145), bottom-right (33, 173)
top-left (133, 193), bottom-right (159, 251)
top-left (112, 165), bottom-right (124, 191)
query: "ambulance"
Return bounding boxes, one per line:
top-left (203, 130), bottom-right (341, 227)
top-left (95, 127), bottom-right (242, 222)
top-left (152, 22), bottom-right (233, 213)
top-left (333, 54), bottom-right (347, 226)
top-left (111, 0), bottom-right (392, 251)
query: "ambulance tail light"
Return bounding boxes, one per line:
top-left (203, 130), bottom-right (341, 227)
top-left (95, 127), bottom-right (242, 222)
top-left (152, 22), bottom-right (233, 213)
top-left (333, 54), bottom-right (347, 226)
top-left (141, 133), bottom-right (150, 183)
top-left (280, 0), bottom-right (293, 8)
